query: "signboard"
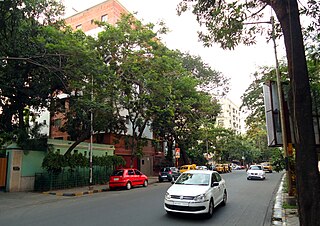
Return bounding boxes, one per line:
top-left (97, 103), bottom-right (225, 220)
top-left (175, 148), bottom-right (180, 158)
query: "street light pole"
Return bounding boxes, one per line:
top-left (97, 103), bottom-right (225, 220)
top-left (88, 55), bottom-right (112, 189)
top-left (89, 74), bottom-right (93, 189)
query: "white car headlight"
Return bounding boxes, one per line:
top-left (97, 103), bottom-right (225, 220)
top-left (165, 192), bottom-right (171, 200)
top-left (193, 194), bottom-right (206, 202)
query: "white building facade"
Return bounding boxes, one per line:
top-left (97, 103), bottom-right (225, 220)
top-left (215, 98), bottom-right (245, 134)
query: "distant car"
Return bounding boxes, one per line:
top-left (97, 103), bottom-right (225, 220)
top-left (232, 164), bottom-right (242, 170)
top-left (260, 162), bottom-right (273, 173)
top-left (208, 164), bottom-right (217, 171)
top-left (179, 164), bottom-right (197, 173)
top-left (215, 164), bottom-right (225, 173)
top-left (159, 167), bottom-right (180, 182)
top-left (223, 164), bottom-right (231, 173)
top-left (109, 168), bottom-right (148, 190)
top-left (164, 170), bottom-right (227, 218)
top-left (196, 166), bottom-right (208, 170)
top-left (247, 165), bottom-right (266, 180)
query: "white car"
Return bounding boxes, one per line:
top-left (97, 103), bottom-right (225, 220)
top-left (196, 165), bottom-right (208, 170)
top-left (247, 165), bottom-right (266, 180)
top-left (164, 170), bottom-right (227, 218)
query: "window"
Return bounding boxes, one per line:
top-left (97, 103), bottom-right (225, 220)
top-left (212, 172), bottom-right (221, 183)
top-left (112, 170), bottom-right (123, 176)
top-left (101, 14), bottom-right (108, 22)
top-left (128, 170), bottom-right (135, 175)
top-left (215, 173), bottom-right (222, 182)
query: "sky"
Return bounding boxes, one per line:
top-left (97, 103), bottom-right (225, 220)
top-left (63, 0), bottom-right (286, 106)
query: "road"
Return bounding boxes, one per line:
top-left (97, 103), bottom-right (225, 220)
top-left (0, 170), bottom-right (283, 226)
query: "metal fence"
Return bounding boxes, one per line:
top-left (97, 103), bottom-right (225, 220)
top-left (34, 167), bottom-right (113, 192)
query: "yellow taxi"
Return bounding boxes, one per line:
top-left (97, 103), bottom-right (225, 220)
top-left (215, 164), bottom-right (225, 173)
top-left (223, 164), bottom-right (231, 173)
top-left (261, 162), bottom-right (273, 173)
top-left (179, 164), bottom-right (197, 173)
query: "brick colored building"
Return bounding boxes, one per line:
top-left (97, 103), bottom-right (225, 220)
top-left (50, 0), bottom-right (165, 176)
top-left (65, 0), bottom-right (129, 36)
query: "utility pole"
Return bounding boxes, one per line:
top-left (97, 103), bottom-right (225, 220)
top-left (271, 16), bottom-right (293, 195)
top-left (89, 74), bottom-right (93, 189)
top-left (88, 55), bottom-right (112, 189)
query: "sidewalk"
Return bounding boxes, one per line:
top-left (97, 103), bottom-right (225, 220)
top-left (42, 176), bottom-right (159, 197)
top-left (272, 174), bottom-right (300, 226)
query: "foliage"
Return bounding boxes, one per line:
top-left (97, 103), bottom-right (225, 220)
top-left (94, 14), bottom-right (227, 165)
top-left (177, 0), bottom-right (319, 50)
top-left (0, 0), bottom-right (97, 148)
top-left (271, 148), bottom-right (285, 172)
top-left (42, 151), bottom-right (65, 174)
top-left (177, 51), bottom-right (230, 96)
top-left (42, 151), bottom-right (125, 174)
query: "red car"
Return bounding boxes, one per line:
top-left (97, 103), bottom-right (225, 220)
top-left (109, 168), bottom-right (148, 190)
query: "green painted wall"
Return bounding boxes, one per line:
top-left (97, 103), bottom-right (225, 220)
top-left (21, 151), bottom-right (46, 176)
top-left (47, 139), bottom-right (115, 157)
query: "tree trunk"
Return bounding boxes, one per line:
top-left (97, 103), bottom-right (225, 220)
top-left (271, 1), bottom-right (320, 225)
top-left (64, 130), bottom-right (90, 156)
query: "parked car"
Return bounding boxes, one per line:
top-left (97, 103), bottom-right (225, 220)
top-left (109, 168), bottom-right (148, 190)
top-left (247, 165), bottom-right (266, 180)
top-left (159, 167), bottom-right (180, 182)
top-left (260, 162), bottom-right (273, 173)
top-left (179, 164), bottom-right (197, 173)
top-left (164, 170), bottom-right (227, 218)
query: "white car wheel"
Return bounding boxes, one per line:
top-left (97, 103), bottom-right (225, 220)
top-left (222, 191), bottom-right (227, 206)
top-left (205, 199), bottom-right (214, 218)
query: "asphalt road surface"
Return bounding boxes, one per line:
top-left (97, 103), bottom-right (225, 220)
top-left (0, 170), bottom-right (283, 226)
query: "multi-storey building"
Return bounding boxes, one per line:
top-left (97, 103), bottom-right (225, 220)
top-left (49, 0), bottom-right (165, 176)
top-left (215, 98), bottom-right (245, 134)
top-left (64, 0), bottom-right (129, 36)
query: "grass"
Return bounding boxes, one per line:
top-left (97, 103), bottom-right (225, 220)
top-left (282, 202), bottom-right (297, 209)
top-left (282, 174), bottom-right (298, 209)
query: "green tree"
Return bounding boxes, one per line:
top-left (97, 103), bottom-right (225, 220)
top-left (151, 51), bottom-right (226, 165)
top-left (0, 0), bottom-right (105, 153)
top-left (0, 0), bottom-right (65, 146)
top-left (177, 1), bottom-right (320, 223)
top-left (95, 14), bottom-right (183, 166)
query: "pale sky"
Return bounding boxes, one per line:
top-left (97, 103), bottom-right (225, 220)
top-left (63, 0), bottom-right (286, 106)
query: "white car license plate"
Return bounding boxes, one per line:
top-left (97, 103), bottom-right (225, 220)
top-left (174, 201), bottom-right (188, 206)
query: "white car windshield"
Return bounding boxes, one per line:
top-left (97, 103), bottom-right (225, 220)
top-left (250, 166), bottom-right (262, 170)
top-left (175, 173), bottom-right (210, 185)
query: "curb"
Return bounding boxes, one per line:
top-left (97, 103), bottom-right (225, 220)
top-left (43, 188), bottom-right (108, 197)
top-left (272, 174), bottom-right (285, 226)
top-left (42, 177), bottom-right (159, 197)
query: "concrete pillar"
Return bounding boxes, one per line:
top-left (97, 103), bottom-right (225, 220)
top-left (6, 143), bottom-right (23, 192)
